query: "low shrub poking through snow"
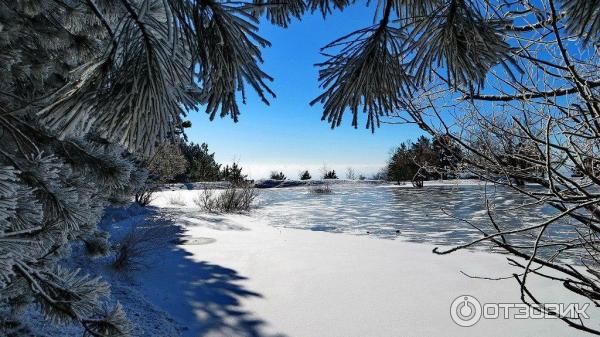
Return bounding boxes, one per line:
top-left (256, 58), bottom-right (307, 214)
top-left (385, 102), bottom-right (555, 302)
top-left (194, 187), bottom-right (217, 212)
top-left (134, 186), bottom-right (155, 207)
top-left (83, 231), bottom-right (111, 257)
top-left (193, 185), bottom-right (259, 213)
top-left (112, 226), bottom-right (172, 271)
top-left (168, 193), bottom-right (186, 206)
top-left (311, 183), bottom-right (333, 194)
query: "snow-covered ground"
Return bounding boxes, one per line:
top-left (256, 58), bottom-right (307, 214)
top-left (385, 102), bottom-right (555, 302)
top-left (35, 183), bottom-right (597, 336)
top-left (142, 188), bottom-right (596, 336)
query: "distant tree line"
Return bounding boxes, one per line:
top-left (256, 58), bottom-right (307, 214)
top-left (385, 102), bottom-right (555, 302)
top-left (386, 135), bottom-right (462, 184)
top-left (297, 169), bottom-right (339, 180)
top-left (298, 168), bottom-right (368, 181)
top-left (148, 141), bottom-right (248, 185)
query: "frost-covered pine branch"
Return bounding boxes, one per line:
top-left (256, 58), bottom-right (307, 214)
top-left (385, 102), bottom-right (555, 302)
top-left (0, 0), bottom-right (281, 334)
top-left (3, 0), bottom-right (600, 335)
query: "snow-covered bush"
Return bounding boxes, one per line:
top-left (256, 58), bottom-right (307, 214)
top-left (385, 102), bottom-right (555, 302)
top-left (270, 171), bottom-right (286, 180)
top-left (299, 170), bottom-right (312, 180)
top-left (323, 170), bottom-right (338, 179)
top-left (168, 193), bottom-right (187, 206)
top-left (83, 231), bottom-right (112, 258)
top-left (193, 188), bottom-right (219, 213)
top-left (311, 184), bottom-right (333, 194)
top-left (194, 185), bottom-right (259, 213)
top-left (112, 226), bottom-right (171, 271)
top-left (134, 186), bottom-right (156, 207)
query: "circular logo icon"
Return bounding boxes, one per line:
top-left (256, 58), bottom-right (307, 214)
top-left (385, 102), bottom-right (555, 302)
top-left (450, 295), bottom-right (482, 327)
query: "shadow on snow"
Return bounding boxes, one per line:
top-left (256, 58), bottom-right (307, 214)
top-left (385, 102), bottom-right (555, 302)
top-left (103, 204), bottom-right (284, 337)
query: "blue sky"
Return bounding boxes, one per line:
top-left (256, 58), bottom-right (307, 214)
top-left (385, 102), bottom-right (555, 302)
top-left (185, 4), bottom-right (425, 179)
